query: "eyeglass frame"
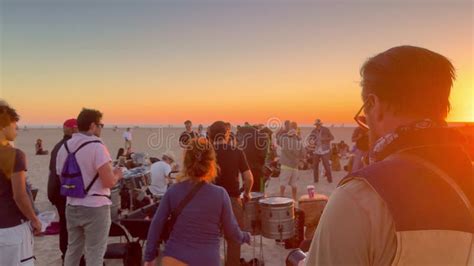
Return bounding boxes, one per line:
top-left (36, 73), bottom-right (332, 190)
top-left (353, 99), bottom-right (370, 130)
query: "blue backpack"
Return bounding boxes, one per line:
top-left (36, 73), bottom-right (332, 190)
top-left (60, 140), bottom-right (102, 198)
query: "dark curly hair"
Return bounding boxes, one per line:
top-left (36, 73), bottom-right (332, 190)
top-left (0, 102), bottom-right (20, 129)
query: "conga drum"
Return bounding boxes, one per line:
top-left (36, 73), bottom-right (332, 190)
top-left (298, 194), bottom-right (328, 239)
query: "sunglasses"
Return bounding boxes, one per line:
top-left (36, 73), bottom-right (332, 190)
top-left (354, 100), bottom-right (370, 130)
top-left (96, 123), bottom-right (105, 129)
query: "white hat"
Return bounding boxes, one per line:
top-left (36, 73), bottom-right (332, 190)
top-left (162, 151), bottom-right (176, 162)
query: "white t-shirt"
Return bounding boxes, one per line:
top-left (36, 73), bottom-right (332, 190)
top-left (56, 133), bottom-right (112, 207)
top-left (148, 161), bottom-right (172, 197)
top-left (123, 131), bottom-right (132, 141)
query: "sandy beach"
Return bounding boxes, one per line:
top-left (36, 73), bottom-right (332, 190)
top-left (15, 126), bottom-right (356, 266)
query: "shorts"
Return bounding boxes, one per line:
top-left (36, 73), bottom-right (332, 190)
top-left (279, 167), bottom-right (299, 187)
top-left (0, 222), bottom-right (35, 266)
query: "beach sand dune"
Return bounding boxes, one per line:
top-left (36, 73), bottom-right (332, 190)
top-left (15, 127), bottom-right (355, 266)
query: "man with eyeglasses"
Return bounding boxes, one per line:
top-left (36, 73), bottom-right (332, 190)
top-left (306, 46), bottom-right (474, 265)
top-left (56, 108), bottom-right (123, 266)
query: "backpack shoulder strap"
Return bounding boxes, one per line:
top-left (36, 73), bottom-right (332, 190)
top-left (73, 140), bottom-right (102, 155)
top-left (64, 141), bottom-right (71, 154)
top-left (85, 173), bottom-right (100, 194)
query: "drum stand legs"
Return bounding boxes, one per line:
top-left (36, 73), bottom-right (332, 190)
top-left (250, 221), bottom-right (264, 266)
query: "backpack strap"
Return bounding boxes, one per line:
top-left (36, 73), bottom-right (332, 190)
top-left (172, 181), bottom-right (205, 218)
top-left (85, 173), bottom-right (100, 194)
top-left (73, 140), bottom-right (102, 155)
top-left (167, 181), bottom-right (205, 233)
top-left (64, 142), bottom-right (71, 154)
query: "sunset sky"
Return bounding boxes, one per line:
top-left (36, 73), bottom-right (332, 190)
top-left (0, 0), bottom-right (472, 126)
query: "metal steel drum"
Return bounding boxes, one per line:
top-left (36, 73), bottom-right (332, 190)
top-left (123, 167), bottom-right (150, 189)
top-left (243, 192), bottom-right (265, 235)
top-left (259, 197), bottom-right (295, 240)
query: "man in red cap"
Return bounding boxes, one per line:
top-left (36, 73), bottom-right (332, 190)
top-left (47, 119), bottom-right (81, 263)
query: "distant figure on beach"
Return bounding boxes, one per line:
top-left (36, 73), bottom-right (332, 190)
top-left (337, 140), bottom-right (350, 158)
top-left (148, 151), bottom-right (175, 199)
top-left (114, 147), bottom-right (127, 167)
top-left (197, 124), bottom-right (207, 138)
top-left (276, 120), bottom-right (291, 145)
top-left (307, 46), bottom-right (474, 265)
top-left (116, 147), bottom-right (125, 160)
top-left (330, 144), bottom-right (341, 171)
top-left (56, 108), bottom-right (123, 266)
top-left (123, 127), bottom-right (132, 150)
top-left (179, 120), bottom-right (198, 147)
top-left (292, 121), bottom-right (302, 140)
top-left (307, 119), bottom-right (334, 183)
top-left (278, 122), bottom-right (305, 200)
top-left (350, 125), bottom-right (370, 173)
top-left (144, 138), bottom-right (250, 266)
top-left (35, 138), bottom-right (49, 155)
top-left (47, 118), bottom-right (81, 263)
top-left (209, 121), bottom-right (253, 265)
top-left (0, 101), bottom-right (41, 266)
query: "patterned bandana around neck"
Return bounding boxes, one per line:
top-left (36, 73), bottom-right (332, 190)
top-left (369, 119), bottom-right (447, 164)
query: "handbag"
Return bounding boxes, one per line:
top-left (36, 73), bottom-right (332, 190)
top-left (161, 181), bottom-right (205, 242)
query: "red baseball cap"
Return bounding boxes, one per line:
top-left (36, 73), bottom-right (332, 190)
top-left (63, 118), bottom-right (78, 129)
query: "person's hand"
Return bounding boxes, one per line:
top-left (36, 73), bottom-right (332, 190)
top-left (243, 232), bottom-right (251, 245)
top-left (243, 192), bottom-right (251, 204)
top-left (172, 164), bottom-right (179, 171)
top-left (144, 259), bottom-right (157, 266)
top-left (113, 167), bottom-right (124, 180)
top-left (31, 218), bottom-right (42, 236)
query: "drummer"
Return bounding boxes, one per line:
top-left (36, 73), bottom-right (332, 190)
top-left (208, 121), bottom-right (254, 266)
top-left (148, 151), bottom-right (176, 199)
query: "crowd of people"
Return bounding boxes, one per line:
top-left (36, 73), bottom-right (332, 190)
top-left (0, 45), bottom-right (472, 266)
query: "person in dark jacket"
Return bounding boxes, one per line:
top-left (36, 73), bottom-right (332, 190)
top-left (236, 124), bottom-right (267, 192)
top-left (47, 118), bottom-right (79, 262)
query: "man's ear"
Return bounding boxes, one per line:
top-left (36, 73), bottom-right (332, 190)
top-left (89, 122), bottom-right (96, 132)
top-left (366, 94), bottom-right (384, 122)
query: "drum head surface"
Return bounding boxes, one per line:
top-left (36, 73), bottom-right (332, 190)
top-left (259, 197), bottom-right (294, 206)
